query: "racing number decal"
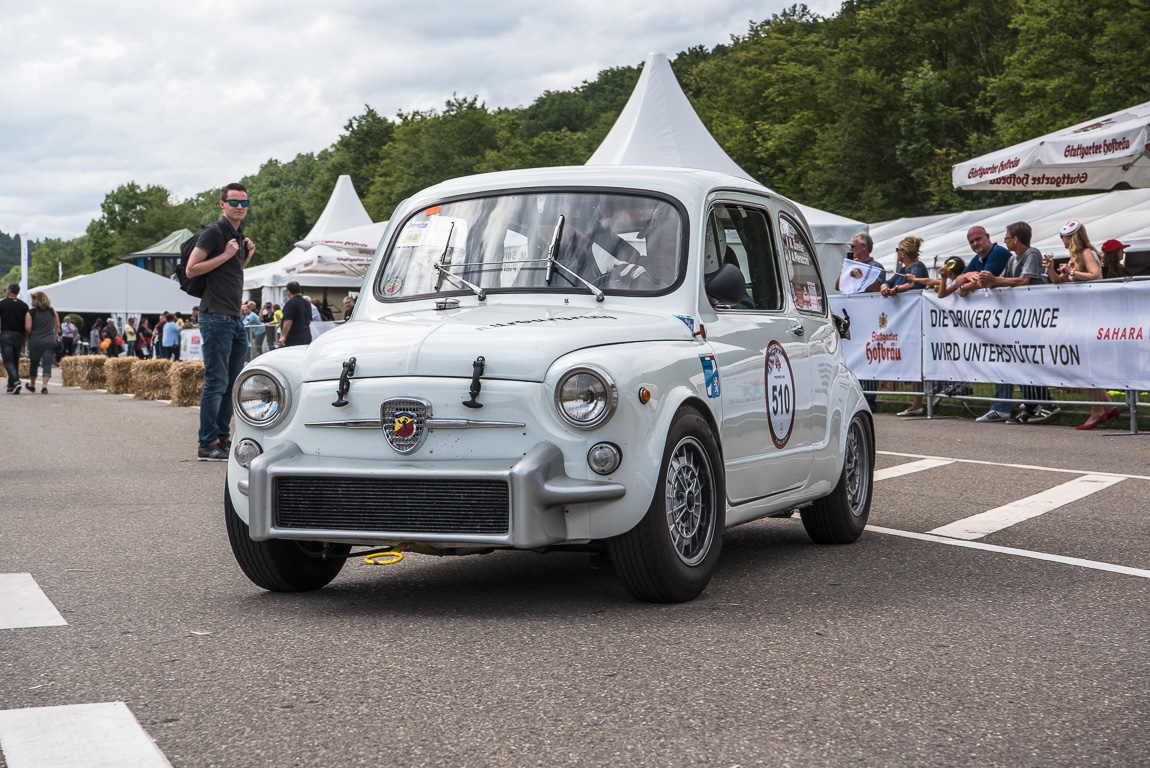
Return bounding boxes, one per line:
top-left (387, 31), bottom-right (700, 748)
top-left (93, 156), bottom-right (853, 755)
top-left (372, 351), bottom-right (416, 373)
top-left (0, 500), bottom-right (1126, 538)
top-left (765, 341), bottom-right (795, 449)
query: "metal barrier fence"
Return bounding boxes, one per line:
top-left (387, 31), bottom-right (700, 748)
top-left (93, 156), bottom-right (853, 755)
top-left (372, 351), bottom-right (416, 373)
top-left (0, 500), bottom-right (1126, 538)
top-left (865, 383), bottom-right (1143, 434)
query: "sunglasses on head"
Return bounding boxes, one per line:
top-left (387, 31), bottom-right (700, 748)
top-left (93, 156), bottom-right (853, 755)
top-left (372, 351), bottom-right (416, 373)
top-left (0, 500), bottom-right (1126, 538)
top-left (224, 199), bottom-right (250, 208)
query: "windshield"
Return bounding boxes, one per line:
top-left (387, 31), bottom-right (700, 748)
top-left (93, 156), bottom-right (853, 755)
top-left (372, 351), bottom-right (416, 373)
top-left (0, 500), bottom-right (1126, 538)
top-left (376, 191), bottom-right (684, 300)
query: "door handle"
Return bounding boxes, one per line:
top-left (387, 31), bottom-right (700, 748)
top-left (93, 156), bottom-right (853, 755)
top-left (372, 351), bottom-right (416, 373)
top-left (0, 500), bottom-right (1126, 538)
top-left (789, 324), bottom-right (805, 336)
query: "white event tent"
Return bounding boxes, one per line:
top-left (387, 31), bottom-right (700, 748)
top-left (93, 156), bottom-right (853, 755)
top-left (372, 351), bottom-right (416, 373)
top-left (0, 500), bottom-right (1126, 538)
top-left (869, 187), bottom-right (1150, 275)
top-left (243, 175), bottom-right (375, 307)
top-left (32, 263), bottom-right (198, 329)
top-left (586, 51), bottom-right (866, 285)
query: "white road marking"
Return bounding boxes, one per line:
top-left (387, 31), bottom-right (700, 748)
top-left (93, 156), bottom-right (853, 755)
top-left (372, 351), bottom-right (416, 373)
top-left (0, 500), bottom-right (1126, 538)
top-left (0, 574), bottom-right (67, 630)
top-left (0, 702), bottom-right (172, 768)
top-left (868, 525), bottom-right (1150, 580)
top-left (878, 450), bottom-right (1150, 482)
top-left (873, 458), bottom-right (954, 482)
top-left (928, 474), bottom-right (1126, 540)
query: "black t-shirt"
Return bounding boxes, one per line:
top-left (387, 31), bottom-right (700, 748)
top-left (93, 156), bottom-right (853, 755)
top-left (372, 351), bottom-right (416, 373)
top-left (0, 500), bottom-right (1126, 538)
top-left (0, 297), bottom-right (29, 334)
top-left (196, 218), bottom-right (246, 317)
top-left (282, 295), bottom-right (312, 346)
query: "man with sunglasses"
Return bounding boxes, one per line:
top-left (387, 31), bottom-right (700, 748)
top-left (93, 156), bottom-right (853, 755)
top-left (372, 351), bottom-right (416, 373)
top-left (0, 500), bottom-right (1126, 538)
top-left (186, 182), bottom-right (256, 461)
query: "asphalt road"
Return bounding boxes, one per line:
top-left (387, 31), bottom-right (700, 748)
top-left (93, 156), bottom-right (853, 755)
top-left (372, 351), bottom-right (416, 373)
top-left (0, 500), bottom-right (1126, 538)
top-left (2, 381), bottom-right (1148, 767)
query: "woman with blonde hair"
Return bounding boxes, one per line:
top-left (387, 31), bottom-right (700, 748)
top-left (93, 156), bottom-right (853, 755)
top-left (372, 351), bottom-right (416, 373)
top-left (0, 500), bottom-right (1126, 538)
top-left (879, 236), bottom-right (930, 415)
top-left (1045, 220), bottom-right (1101, 283)
top-left (1046, 220), bottom-right (1117, 429)
top-left (25, 291), bottom-right (60, 394)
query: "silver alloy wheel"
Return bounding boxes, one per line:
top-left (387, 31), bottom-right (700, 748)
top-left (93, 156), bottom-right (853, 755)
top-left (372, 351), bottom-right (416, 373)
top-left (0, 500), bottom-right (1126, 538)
top-left (844, 420), bottom-right (870, 517)
top-left (664, 436), bottom-right (716, 566)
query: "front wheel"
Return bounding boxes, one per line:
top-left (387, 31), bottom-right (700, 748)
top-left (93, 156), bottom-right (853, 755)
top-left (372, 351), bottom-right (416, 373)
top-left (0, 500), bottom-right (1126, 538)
top-left (801, 413), bottom-right (873, 544)
top-left (608, 408), bottom-right (724, 603)
top-left (225, 484), bottom-right (350, 591)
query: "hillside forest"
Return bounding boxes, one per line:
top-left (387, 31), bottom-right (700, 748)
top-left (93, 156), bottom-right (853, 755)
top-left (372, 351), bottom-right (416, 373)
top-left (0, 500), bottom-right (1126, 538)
top-left (4, 0), bottom-right (1147, 287)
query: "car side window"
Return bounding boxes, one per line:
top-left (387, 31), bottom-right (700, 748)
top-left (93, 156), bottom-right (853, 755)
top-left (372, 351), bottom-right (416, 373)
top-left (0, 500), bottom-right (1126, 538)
top-left (778, 213), bottom-right (826, 314)
top-left (707, 204), bottom-right (782, 311)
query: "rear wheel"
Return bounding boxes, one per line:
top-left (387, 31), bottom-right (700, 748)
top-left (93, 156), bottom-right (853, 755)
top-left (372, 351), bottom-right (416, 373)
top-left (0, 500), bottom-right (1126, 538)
top-left (225, 484), bottom-right (349, 591)
top-left (801, 413), bottom-right (873, 544)
top-left (609, 408), bottom-right (724, 603)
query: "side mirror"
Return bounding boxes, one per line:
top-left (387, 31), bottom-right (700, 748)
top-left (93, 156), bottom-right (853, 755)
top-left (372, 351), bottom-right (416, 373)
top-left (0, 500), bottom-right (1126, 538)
top-left (832, 309), bottom-right (851, 340)
top-left (704, 263), bottom-right (747, 306)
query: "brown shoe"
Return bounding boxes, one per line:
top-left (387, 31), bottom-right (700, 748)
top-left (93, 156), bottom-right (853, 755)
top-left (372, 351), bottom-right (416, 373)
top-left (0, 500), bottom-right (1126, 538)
top-left (41, 387), bottom-right (48, 394)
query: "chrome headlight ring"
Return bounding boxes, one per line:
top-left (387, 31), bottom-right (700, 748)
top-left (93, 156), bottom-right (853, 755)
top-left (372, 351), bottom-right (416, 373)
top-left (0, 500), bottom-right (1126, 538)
top-left (554, 365), bottom-right (618, 430)
top-left (234, 366), bottom-right (292, 429)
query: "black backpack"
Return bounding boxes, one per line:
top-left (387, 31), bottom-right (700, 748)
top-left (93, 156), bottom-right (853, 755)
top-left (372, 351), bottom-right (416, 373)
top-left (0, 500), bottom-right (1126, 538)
top-left (176, 222), bottom-right (232, 298)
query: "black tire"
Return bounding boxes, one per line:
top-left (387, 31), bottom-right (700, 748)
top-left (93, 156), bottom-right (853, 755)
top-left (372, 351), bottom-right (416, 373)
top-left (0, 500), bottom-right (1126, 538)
top-left (801, 413), bottom-right (873, 544)
top-left (225, 484), bottom-right (350, 592)
top-left (608, 408), bottom-right (724, 603)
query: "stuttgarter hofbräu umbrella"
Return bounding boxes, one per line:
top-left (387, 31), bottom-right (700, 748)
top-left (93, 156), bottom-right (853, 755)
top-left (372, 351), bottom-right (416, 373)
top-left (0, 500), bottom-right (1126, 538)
top-left (952, 100), bottom-right (1150, 192)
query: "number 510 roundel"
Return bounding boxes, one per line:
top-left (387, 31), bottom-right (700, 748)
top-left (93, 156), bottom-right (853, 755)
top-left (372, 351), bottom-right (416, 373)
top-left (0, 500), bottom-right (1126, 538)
top-left (766, 340), bottom-right (795, 449)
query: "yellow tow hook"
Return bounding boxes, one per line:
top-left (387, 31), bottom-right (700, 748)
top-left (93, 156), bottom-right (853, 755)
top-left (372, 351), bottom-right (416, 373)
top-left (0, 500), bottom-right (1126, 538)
top-left (364, 545), bottom-right (408, 566)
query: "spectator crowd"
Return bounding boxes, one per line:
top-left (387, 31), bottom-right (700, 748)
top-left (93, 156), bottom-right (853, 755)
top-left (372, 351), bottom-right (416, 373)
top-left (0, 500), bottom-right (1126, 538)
top-left (841, 219), bottom-right (1131, 430)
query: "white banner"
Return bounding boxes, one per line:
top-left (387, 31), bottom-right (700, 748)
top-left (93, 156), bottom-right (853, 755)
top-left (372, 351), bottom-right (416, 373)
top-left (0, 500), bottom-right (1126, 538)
top-left (922, 282), bottom-right (1149, 390)
top-left (828, 292), bottom-right (923, 382)
top-left (832, 281), bottom-right (1150, 389)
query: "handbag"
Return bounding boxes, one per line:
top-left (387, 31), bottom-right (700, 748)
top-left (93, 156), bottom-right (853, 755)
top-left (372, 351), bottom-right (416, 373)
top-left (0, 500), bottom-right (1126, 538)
top-left (55, 337), bottom-right (64, 353)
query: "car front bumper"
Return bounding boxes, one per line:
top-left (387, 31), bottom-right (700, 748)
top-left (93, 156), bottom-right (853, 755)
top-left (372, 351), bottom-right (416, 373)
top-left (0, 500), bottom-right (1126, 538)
top-left (242, 441), bottom-right (626, 548)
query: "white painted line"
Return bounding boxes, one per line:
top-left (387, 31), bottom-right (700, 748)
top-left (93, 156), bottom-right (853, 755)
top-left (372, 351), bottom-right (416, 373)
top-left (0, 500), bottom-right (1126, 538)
top-left (873, 458), bottom-right (954, 482)
top-left (0, 702), bottom-right (172, 768)
top-left (928, 474), bottom-right (1126, 540)
top-left (877, 450), bottom-right (1150, 482)
top-left (0, 574), bottom-right (67, 630)
top-left (868, 525), bottom-right (1150, 580)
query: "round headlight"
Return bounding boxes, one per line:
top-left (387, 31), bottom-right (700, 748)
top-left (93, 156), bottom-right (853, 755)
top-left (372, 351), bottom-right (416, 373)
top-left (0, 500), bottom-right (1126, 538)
top-left (555, 367), bottom-right (617, 429)
top-left (235, 369), bottom-right (290, 428)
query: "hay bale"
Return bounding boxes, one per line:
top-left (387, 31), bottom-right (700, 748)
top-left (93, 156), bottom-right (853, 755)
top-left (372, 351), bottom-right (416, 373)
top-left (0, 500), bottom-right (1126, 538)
top-left (77, 356), bottom-right (107, 390)
top-left (132, 359), bottom-right (174, 400)
top-left (60, 356), bottom-right (83, 387)
top-left (104, 358), bottom-right (137, 394)
top-left (168, 360), bottom-right (205, 407)
top-left (18, 356), bottom-right (29, 380)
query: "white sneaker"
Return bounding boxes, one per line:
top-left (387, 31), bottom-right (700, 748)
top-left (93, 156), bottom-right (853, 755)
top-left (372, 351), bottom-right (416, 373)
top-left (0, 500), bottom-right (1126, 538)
top-left (975, 410), bottom-right (1009, 423)
top-left (897, 407), bottom-right (924, 417)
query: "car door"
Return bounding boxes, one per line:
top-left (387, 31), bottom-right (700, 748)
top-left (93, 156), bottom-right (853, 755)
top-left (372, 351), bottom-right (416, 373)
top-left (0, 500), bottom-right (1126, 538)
top-left (777, 211), bottom-right (833, 456)
top-left (703, 202), bottom-right (813, 504)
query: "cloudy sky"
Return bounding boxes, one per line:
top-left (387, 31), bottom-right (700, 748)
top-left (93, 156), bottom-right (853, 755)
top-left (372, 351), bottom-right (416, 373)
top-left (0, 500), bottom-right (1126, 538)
top-left (2, 1), bottom-right (839, 241)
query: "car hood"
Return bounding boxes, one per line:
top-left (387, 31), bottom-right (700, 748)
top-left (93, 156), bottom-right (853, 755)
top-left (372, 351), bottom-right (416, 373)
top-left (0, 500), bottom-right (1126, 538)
top-left (298, 302), bottom-right (696, 383)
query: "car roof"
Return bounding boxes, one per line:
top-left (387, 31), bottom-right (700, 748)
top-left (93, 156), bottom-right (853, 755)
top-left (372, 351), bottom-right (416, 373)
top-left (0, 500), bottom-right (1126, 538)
top-left (400, 165), bottom-right (789, 216)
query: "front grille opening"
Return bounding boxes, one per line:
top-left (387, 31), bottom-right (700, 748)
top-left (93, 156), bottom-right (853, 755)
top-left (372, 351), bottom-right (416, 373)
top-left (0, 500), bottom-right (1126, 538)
top-left (273, 476), bottom-right (509, 535)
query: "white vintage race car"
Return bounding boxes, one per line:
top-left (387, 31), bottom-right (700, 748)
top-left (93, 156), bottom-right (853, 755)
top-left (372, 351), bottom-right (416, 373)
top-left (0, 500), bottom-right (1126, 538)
top-left (225, 166), bottom-right (873, 602)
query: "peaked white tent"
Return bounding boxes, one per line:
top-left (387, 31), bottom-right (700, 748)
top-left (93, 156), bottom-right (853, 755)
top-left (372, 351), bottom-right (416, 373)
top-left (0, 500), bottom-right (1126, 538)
top-left (953, 100), bottom-right (1150, 192)
top-left (33, 263), bottom-right (195, 315)
top-left (243, 175), bottom-right (373, 306)
top-left (587, 51), bottom-right (867, 284)
top-left (870, 188), bottom-right (1150, 274)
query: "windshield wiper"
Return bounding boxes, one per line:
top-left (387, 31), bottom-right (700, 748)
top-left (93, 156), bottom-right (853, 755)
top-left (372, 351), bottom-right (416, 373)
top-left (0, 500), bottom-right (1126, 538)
top-left (432, 222), bottom-right (486, 300)
top-left (543, 214), bottom-right (604, 302)
top-left (544, 214), bottom-right (564, 286)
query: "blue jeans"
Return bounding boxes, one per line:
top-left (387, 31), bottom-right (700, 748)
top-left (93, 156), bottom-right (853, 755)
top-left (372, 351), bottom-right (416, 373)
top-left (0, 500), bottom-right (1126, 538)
top-left (1, 331), bottom-right (23, 389)
top-left (991, 383), bottom-right (1014, 415)
top-left (198, 313), bottom-right (248, 447)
